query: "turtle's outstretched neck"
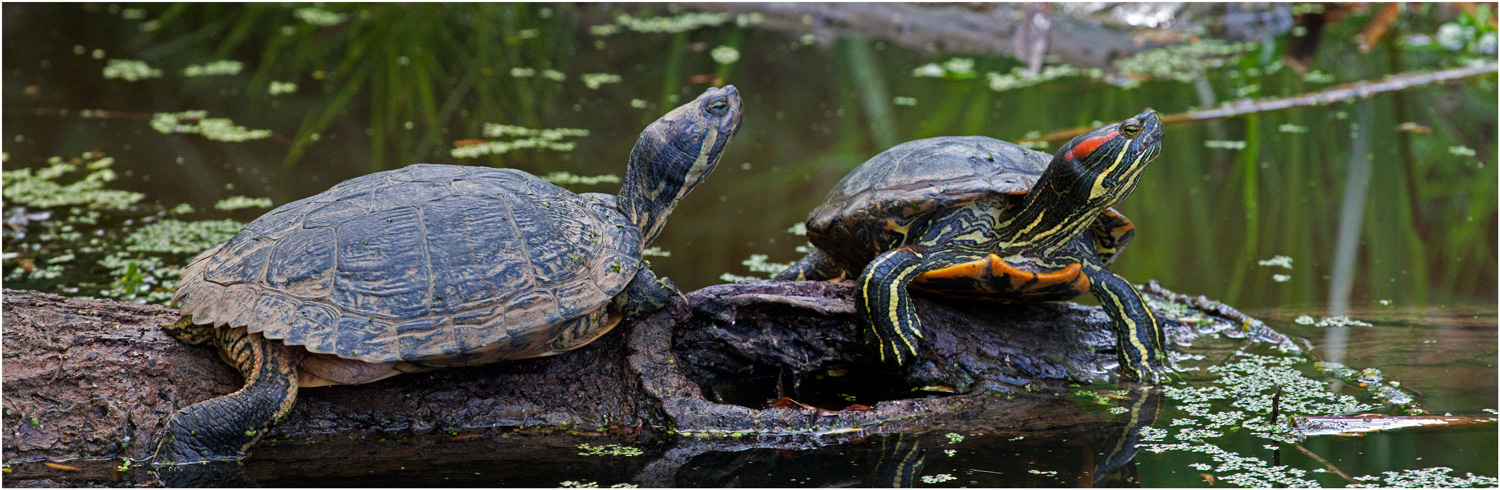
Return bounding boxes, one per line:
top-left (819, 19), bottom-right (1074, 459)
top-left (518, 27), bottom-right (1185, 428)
top-left (619, 85), bottom-right (743, 245)
top-left (1001, 110), bottom-right (1163, 254)
top-left (1000, 158), bottom-right (1106, 254)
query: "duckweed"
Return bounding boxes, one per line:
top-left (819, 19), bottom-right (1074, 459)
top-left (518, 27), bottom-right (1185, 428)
top-left (102, 59), bottom-right (163, 81)
top-left (451, 124), bottom-right (588, 159)
top-left (182, 60), bottom-right (245, 77)
top-left (710, 45), bottom-right (740, 64)
top-left (1204, 140), bottom-right (1248, 150)
top-left (1114, 40), bottom-right (1258, 82)
top-left (294, 7), bottom-right (349, 26)
top-left (611, 11), bottom-right (730, 34)
top-left (2, 158), bottom-right (144, 210)
top-left (125, 219), bottom-right (243, 254)
top-left (1293, 315), bottom-right (1374, 328)
top-left (540, 172), bottom-right (621, 186)
top-left (150, 111), bottom-right (272, 142)
top-left (268, 81), bottom-right (298, 95)
top-left (582, 73), bottom-right (622, 90)
top-left (576, 443), bottom-right (643, 457)
top-left (920, 473), bottom-right (956, 484)
top-left (214, 196), bottom-right (274, 211)
top-left (987, 65), bottom-right (1100, 92)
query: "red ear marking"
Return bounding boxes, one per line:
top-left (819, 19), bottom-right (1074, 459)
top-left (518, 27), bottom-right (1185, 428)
top-left (1067, 131), bottom-right (1117, 161)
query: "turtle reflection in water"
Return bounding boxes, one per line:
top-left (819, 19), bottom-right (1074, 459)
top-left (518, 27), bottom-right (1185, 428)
top-left (153, 86), bottom-right (744, 464)
top-left (777, 110), bottom-right (1176, 382)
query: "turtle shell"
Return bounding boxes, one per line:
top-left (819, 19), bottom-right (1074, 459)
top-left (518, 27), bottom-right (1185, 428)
top-left (173, 163), bottom-right (643, 364)
top-left (807, 136), bottom-right (1050, 269)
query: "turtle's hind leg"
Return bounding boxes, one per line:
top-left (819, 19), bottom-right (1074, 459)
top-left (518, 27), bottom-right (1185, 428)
top-left (162, 316), bottom-right (214, 345)
top-left (154, 326), bottom-right (299, 465)
top-left (772, 246), bottom-right (845, 281)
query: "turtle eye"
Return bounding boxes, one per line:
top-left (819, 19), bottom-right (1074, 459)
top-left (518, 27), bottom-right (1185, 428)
top-left (706, 98), bottom-right (730, 115)
top-left (1121, 120), bottom-right (1142, 138)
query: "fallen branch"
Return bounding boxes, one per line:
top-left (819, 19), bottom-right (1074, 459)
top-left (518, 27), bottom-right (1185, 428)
top-left (3, 280), bottom-right (1272, 485)
top-left (1020, 62), bottom-right (1500, 143)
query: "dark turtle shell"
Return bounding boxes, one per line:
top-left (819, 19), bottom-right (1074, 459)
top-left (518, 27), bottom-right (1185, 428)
top-left (173, 163), bottom-right (642, 364)
top-left (808, 137), bottom-right (1045, 267)
top-left (807, 136), bottom-right (1134, 272)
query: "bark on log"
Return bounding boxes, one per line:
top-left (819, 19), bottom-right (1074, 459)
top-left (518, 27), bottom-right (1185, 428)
top-left (1, 281), bottom-right (1291, 486)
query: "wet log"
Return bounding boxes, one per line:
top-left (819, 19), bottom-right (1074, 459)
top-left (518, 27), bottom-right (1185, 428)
top-left (1, 281), bottom-right (1289, 486)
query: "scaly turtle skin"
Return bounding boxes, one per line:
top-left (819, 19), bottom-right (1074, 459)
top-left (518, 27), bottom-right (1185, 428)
top-left (774, 110), bottom-right (1173, 383)
top-left (154, 86), bottom-right (743, 465)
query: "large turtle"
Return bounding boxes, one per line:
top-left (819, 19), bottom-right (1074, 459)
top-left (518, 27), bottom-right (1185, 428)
top-left (774, 110), bottom-right (1173, 382)
top-left (154, 86), bottom-right (743, 464)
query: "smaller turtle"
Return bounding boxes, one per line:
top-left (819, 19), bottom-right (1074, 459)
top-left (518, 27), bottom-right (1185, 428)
top-left (154, 86), bottom-right (743, 464)
top-left (775, 110), bottom-right (1174, 382)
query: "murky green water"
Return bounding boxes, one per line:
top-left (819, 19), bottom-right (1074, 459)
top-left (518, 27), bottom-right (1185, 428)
top-left (3, 3), bottom-right (1496, 487)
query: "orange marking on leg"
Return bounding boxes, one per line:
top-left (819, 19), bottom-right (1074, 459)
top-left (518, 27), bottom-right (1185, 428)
top-left (918, 259), bottom-right (990, 281)
top-left (988, 255), bottom-right (1085, 290)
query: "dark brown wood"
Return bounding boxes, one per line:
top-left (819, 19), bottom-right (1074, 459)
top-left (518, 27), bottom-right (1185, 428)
top-left (2, 280), bottom-right (1277, 486)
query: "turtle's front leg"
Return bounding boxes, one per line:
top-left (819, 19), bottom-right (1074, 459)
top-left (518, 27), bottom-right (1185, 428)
top-left (1077, 257), bottom-right (1176, 383)
top-left (856, 246), bottom-right (939, 364)
top-left (154, 327), bottom-right (299, 465)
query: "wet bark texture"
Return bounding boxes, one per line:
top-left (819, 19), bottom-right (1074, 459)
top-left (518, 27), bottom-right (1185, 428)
top-left (3, 280), bottom-right (1285, 485)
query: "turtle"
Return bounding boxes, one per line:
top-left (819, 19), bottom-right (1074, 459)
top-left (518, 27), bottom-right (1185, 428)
top-left (773, 109), bottom-right (1174, 382)
top-left (152, 85), bottom-right (744, 464)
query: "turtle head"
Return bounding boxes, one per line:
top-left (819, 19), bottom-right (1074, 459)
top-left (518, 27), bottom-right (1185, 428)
top-left (619, 85), bottom-right (744, 244)
top-left (1051, 109), bottom-right (1163, 208)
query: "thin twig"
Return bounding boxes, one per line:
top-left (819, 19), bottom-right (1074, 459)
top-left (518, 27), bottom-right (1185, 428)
top-left (1292, 443), bottom-right (1358, 484)
top-left (1020, 62), bottom-right (1499, 143)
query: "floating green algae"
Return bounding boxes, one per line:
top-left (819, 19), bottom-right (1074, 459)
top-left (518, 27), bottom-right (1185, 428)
top-left (576, 443), bottom-right (643, 457)
top-left (294, 7), bottom-right (349, 26)
top-left (125, 219), bottom-right (243, 254)
top-left (987, 65), bottom-right (1102, 92)
top-left (2, 156), bottom-right (144, 211)
top-left (539, 172), bottom-right (621, 186)
top-left (451, 124), bottom-right (590, 159)
top-left (710, 45), bottom-right (740, 65)
top-left (182, 60), bottom-right (245, 77)
top-left (150, 111), bottom-right (273, 142)
top-left (1114, 40), bottom-right (1259, 83)
top-left (581, 73), bottom-right (622, 90)
top-left (102, 59), bottom-right (162, 81)
top-left (213, 196), bottom-right (274, 211)
top-left (268, 81), bottom-right (298, 95)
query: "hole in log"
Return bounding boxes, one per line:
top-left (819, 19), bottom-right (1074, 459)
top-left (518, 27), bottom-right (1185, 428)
top-left (669, 291), bottom-right (937, 411)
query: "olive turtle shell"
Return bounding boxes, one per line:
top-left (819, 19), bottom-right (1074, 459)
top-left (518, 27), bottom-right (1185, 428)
top-left (173, 163), bottom-right (642, 364)
top-left (807, 136), bottom-right (1051, 267)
